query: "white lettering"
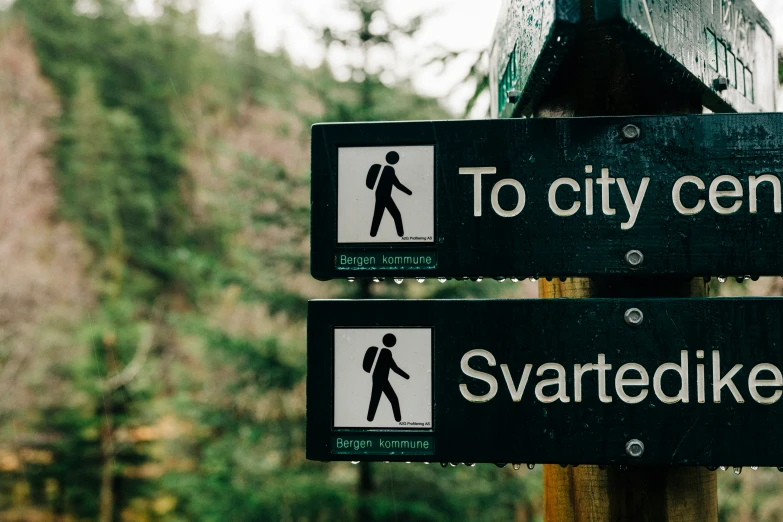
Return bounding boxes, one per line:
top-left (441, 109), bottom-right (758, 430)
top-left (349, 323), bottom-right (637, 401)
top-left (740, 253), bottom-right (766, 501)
top-left (549, 178), bottom-right (581, 217)
top-left (672, 176), bottom-right (706, 215)
top-left (596, 168), bottom-right (616, 216)
top-left (748, 363), bottom-right (783, 404)
top-left (615, 363), bottom-right (649, 404)
top-left (749, 174), bottom-right (782, 214)
top-left (596, 354), bottom-right (612, 403)
top-left (709, 175), bottom-right (743, 214)
top-left (534, 363), bottom-right (570, 403)
top-left (491, 179), bottom-right (526, 217)
top-left (585, 178), bottom-right (594, 216)
top-left (459, 167), bottom-right (496, 217)
top-left (459, 349), bottom-right (498, 403)
top-left (501, 364), bottom-right (533, 402)
top-left (653, 350), bottom-right (689, 404)
top-left (713, 350), bottom-right (744, 403)
top-left (573, 363), bottom-right (594, 403)
top-left (617, 178), bottom-right (650, 230)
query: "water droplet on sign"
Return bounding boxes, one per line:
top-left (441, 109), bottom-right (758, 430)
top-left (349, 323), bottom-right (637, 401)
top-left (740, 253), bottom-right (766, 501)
top-left (718, 276), bottom-right (727, 283)
top-left (348, 277), bottom-right (355, 283)
top-left (440, 462), bottom-right (448, 467)
top-left (496, 277), bottom-right (506, 282)
top-left (529, 277), bottom-right (538, 282)
top-left (495, 463), bottom-right (507, 468)
top-left (751, 466), bottom-right (758, 470)
top-left (513, 463), bottom-right (521, 470)
top-left (527, 463), bottom-right (535, 470)
top-left (720, 466), bottom-right (727, 471)
top-left (449, 463), bottom-right (457, 467)
top-left (394, 278), bottom-right (403, 284)
top-left (511, 277), bottom-right (519, 282)
top-left (438, 277), bottom-right (447, 283)
top-left (416, 277), bottom-right (425, 283)
top-left (351, 461), bottom-right (360, 465)
top-left (734, 467), bottom-right (742, 475)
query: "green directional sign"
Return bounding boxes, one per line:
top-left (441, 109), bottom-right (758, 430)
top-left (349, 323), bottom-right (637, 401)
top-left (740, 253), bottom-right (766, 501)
top-left (490, 0), bottom-right (777, 116)
top-left (311, 113), bottom-right (783, 281)
top-left (595, 0), bottom-right (777, 114)
top-left (308, 298), bottom-right (783, 466)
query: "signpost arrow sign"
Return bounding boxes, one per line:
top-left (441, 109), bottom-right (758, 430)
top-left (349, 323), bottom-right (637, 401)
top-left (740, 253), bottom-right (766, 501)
top-left (594, 0), bottom-right (778, 114)
top-left (490, 0), bottom-right (776, 117)
top-left (308, 298), bottom-right (783, 466)
top-left (311, 113), bottom-right (783, 281)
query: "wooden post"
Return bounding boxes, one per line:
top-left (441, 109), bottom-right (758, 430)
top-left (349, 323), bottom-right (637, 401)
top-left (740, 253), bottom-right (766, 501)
top-left (536, 1), bottom-right (718, 520)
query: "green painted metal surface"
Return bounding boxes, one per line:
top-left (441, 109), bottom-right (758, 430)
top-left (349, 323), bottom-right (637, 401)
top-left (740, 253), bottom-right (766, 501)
top-left (307, 298), bottom-right (783, 465)
top-left (311, 113), bottom-right (783, 281)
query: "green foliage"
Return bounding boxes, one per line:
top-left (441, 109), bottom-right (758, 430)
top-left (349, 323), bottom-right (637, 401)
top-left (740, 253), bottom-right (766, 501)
top-left (0, 1), bottom-right (562, 521)
top-left (311, 0), bottom-right (447, 123)
top-left (17, 0), bottom-right (218, 297)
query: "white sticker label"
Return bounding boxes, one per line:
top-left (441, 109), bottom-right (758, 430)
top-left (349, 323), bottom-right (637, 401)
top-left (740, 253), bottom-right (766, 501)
top-left (337, 146), bottom-right (435, 244)
top-left (333, 328), bottom-right (432, 429)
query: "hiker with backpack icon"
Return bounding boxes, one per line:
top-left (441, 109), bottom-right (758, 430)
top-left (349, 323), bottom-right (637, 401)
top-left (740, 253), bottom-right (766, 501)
top-left (363, 333), bottom-right (410, 422)
top-left (366, 151), bottom-right (413, 238)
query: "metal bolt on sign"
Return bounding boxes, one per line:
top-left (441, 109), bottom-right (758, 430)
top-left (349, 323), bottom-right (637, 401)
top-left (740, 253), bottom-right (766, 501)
top-left (624, 308), bottom-right (644, 327)
top-left (622, 124), bottom-right (641, 140)
top-left (625, 249), bottom-right (644, 268)
top-left (714, 76), bottom-right (730, 92)
top-left (626, 439), bottom-right (645, 458)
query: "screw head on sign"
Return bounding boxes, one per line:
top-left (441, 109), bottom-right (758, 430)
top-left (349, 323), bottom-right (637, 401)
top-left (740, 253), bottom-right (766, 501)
top-left (624, 308), bottom-right (644, 327)
top-left (507, 89), bottom-right (521, 104)
top-left (622, 124), bottom-right (641, 141)
top-left (625, 249), bottom-right (644, 268)
top-left (714, 76), bottom-right (730, 92)
top-left (625, 439), bottom-right (645, 458)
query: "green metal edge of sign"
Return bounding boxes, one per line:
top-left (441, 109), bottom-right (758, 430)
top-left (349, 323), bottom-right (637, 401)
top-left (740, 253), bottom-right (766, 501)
top-left (489, 0), bottom-right (580, 118)
top-left (311, 113), bottom-right (783, 281)
top-left (307, 298), bottom-right (783, 466)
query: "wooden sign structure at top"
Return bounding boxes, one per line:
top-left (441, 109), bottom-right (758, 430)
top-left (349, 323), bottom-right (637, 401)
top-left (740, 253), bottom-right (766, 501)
top-left (311, 113), bottom-right (783, 281)
top-left (490, 0), bottom-right (777, 117)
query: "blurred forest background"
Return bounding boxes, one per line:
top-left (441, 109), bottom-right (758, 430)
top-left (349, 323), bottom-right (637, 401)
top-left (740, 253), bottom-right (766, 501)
top-left (0, 0), bottom-right (782, 521)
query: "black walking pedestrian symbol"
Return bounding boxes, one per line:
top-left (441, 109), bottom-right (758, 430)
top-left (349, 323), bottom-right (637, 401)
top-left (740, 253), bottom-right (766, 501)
top-left (363, 333), bottom-right (410, 422)
top-left (366, 151), bottom-right (413, 237)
